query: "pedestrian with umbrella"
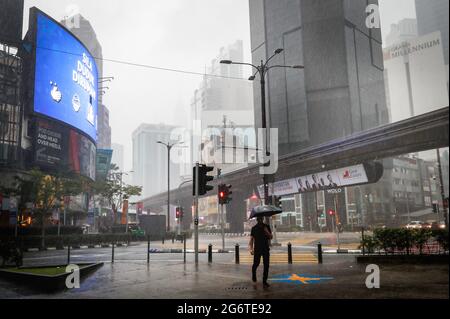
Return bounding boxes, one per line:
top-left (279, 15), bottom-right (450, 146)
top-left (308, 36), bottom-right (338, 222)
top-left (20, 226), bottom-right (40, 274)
top-left (248, 205), bottom-right (282, 288)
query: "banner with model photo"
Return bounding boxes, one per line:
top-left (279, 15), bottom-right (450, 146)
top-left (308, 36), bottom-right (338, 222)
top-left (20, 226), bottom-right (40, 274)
top-left (258, 164), bottom-right (370, 198)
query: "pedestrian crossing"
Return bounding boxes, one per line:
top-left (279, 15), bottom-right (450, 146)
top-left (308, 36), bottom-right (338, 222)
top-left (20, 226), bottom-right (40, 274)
top-left (237, 253), bottom-right (318, 264)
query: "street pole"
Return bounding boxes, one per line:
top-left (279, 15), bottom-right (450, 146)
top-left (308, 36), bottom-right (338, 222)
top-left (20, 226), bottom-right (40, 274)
top-left (167, 145), bottom-right (171, 232)
top-left (406, 193), bottom-right (411, 223)
top-left (334, 195), bottom-right (340, 251)
top-left (194, 162), bottom-right (199, 265)
top-left (260, 60), bottom-right (269, 206)
top-left (436, 148), bottom-right (448, 229)
top-left (221, 203), bottom-right (225, 251)
top-left (271, 185), bottom-right (279, 245)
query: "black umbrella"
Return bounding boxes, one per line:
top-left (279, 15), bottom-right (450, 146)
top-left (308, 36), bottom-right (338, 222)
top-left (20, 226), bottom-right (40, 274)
top-left (249, 205), bottom-right (283, 219)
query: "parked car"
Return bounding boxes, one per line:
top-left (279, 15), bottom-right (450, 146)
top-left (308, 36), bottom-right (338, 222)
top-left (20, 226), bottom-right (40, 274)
top-left (405, 221), bottom-right (425, 229)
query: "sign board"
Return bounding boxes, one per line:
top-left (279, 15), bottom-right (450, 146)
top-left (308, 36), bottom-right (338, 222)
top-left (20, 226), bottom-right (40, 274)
top-left (31, 9), bottom-right (98, 141)
top-left (96, 149), bottom-right (113, 181)
top-left (258, 163), bottom-right (372, 197)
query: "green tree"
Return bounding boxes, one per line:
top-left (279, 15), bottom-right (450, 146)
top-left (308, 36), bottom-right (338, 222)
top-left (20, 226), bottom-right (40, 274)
top-left (94, 164), bottom-right (142, 225)
top-left (10, 168), bottom-right (87, 248)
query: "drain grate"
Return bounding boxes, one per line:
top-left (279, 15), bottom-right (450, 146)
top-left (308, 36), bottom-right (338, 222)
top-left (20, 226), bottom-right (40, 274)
top-left (226, 286), bottom-right (248, 290)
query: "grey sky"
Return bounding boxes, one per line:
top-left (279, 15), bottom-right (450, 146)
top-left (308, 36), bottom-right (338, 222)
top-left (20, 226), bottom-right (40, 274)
top-left (23, 0), bottom-right (417, 171)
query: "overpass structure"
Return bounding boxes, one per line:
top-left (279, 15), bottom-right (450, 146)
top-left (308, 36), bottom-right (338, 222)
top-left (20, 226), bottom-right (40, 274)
top-left (142, 107), bottom-right (449, 231)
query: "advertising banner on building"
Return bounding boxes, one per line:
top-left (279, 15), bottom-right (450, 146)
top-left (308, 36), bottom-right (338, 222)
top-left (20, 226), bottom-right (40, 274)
top-left (32, 9), bottom-right (98, 142)
top-left (121, 200), bottom-right (128, 225)
top-left (258, 164), bottom-right (370, 197)
top-left (34, 119), bottom-right (68, 167)
top-left (34, 119), bottom-right (96, 180)
top-left (96, 149), bottom-right (113, 181)
top-left (68, 129), bottom-right (96, 180)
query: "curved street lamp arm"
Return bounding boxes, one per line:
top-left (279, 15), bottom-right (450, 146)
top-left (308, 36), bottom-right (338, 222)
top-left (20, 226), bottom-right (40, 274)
top-left (267, 65), bottom-right (304, 71)
top-left (263, 51), bottom-right (283, 69)
top-left (229, 61), bottom-right (259, 71)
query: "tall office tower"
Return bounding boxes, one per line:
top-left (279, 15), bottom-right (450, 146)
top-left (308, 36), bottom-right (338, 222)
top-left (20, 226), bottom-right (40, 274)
top-left (249, 0), bottom-right (389, 156)
top-left (111, 143), bottom-right (124, 171)
top-left (132, 123), bottom-right (181, 199)
top-left (62, 14), bottom-right (111, 149)
top-left (385, 18), bottom-right (418, 48)
top-left (189, 40), bottom-right (254, 175)
top-left (415, 0), bottom-right (449, 88)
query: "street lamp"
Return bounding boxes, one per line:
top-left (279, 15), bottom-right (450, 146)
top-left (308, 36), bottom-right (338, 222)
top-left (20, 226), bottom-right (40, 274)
top-left (221, 49), bottom-right (304, 206)
top-left (157, 140), bottom-right (185, 232)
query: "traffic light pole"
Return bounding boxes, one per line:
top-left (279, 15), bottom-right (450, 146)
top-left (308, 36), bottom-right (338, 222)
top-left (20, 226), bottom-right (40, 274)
top-left (194, 162), bottom-right (199, 265)
top-left (271, 186), bottom-right (279, 246)
top-left (221, 203), bottom-right (225, 251)
top-left (334, 195), bottom-right (340, 251)
top-left (436, 148), bottom-right (448, 229)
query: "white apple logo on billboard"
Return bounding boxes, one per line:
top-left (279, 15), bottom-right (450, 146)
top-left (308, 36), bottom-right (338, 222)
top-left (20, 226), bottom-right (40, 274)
top-left (50, 81), bottom-right (62, 103)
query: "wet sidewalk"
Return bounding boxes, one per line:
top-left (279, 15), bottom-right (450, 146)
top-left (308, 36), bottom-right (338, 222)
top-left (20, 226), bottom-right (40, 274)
top-left (1, 254), bottom-right (448, 299)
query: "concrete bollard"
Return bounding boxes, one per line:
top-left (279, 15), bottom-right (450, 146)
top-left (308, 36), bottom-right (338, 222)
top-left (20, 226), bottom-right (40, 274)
top-left (287, 242), bottom-right (293, 264)
top-left (235, 243), bottom-right (240, 264)
top-left (112, 243), bottom-right (115, 263)
top-left (317, 242), bottom-right (323, 264)
top-left (147, 236), bottom-right (150, 264)
top-left (183, 233), bottom-right (187, 264)
top-left (208, 244), bottom-right (212, 263)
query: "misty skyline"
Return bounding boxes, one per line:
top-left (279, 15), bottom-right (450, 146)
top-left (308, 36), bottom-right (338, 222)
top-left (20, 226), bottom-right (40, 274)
top-left (22, 0), bottom-right (416, 172)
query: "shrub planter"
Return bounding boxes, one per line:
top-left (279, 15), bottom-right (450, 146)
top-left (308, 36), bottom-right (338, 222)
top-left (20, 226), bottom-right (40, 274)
top-left (356, 254), bottom-right (449, 264)
top-left (0, 262), bottom-right (103, 292)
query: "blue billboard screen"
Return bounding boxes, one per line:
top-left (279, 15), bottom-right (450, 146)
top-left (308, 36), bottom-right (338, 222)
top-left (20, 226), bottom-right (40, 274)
top-left (33, 12), bottom-right (98, 142)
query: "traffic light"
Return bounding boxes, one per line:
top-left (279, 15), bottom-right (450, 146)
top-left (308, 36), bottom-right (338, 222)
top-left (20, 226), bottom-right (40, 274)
top-left (218, 184), bottom-right (232, 205)
top-left (328, 209), bottom-right (335, 216)
top-left (274, 196), bottom-right (282, 208)
top-left (225, 184), bottom-right (232, 203)
top-left (193, 164), bottom-right (214, 196)
top-left (432, 203), bottom-right (439, 214)
top-left (176, 207), bottom-right (183, 219)
top-left (218, 184), bottom-right (226, 204)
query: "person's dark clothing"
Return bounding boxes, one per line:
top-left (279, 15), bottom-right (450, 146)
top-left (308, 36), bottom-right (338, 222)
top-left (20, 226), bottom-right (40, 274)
top-left (252, 250), bottom-right (270, 283)
top-left (251, 223), bottom-right (272, 283)
top-left (250, 223), bottom-right (271, 253)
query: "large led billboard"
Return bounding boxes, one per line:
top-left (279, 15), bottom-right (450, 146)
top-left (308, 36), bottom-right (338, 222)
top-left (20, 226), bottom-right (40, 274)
top-left (32, 9), bottom-right (98, 142)
top-left (34, 119), bottom-right (96, 180)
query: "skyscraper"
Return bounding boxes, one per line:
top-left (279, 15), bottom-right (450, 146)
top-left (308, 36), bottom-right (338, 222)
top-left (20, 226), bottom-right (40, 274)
top-left (61, 14), bottom-right (112, 149)
top-left (132, 123), bottom-right (181, 199)
top-left (189, 40), bottom-right (254, 176)
top-left (415, 0), bottom-right (449, 87)
top-left (111, 143), bottom-right (124, 171)
top-left (415, 0), bottom-right (449, 65)
top-left (385, 18), bottom-right (418, 48)
top-left (249, 0), bottom-right (389, 155)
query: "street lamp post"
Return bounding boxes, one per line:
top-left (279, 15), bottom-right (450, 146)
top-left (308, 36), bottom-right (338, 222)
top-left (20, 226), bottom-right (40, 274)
top-left (221, 50), bottom-right (304, 206)
top-left (436, 148), bottom-right (448, 229)
top-left (157, 140), bottom-right (184, 232)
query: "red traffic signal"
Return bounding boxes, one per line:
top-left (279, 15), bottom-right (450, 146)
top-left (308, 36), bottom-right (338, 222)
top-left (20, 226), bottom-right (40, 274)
top-left (176, 207), bottom-right (184, 219)
top-left (218, 184), bottom-right (232, 205)
top-left (328, 209), bottom-right (335, 216)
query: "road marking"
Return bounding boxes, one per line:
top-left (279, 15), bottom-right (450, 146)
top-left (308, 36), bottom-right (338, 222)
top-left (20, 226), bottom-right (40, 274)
top-left (235, 253), bottom-right (318, 264)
